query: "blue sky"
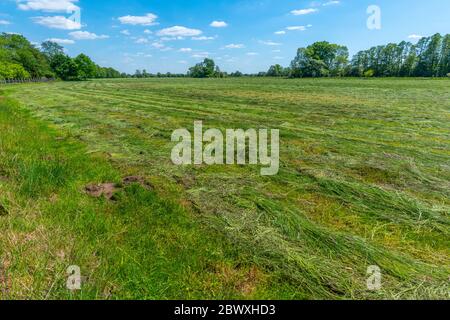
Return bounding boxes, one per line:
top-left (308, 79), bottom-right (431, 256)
top-left (1, 0), bottom-right (449, 73)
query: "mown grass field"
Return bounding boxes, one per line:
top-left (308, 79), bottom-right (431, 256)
top-left (0, 77), bottom-right (449, 299)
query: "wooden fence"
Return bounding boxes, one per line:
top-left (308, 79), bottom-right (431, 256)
top-left (0, 78), bottom-right (55, 85)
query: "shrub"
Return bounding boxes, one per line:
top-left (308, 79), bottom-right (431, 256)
top-left (0, 61), bottom-right (30, 79)
top-left (364, 69), bottom-right (375, 78)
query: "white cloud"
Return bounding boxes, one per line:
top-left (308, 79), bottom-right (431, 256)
top-left (69, 31), bottom-right (109, 40)
top-left (225, 43), bottom-right (245, 49)
top-left (323, 1), bottom-right (340, 6)
top-left (210, 21), bottom-right (228, 28)
top-left (259, 40), bottom-right (281, 46)
top-left (120, 29), bottom-right (130, 36)
top-left (192, 36), bottom-right (216, 41)
top-left (32, 15), bottom-right (81, 29)
top-left (273, 56), bottom-right (284, 60)
top-left (157, 26), bottom-right (202, 37)
top-left (18, 0), bottom-right (79, 12)
top-left (272, 49), bottom-right (281, 53)
top-left (408, 34), bottom-right (424, 40)
top-left (152, 42), bottom-right (166, 49)
top-left (291, 8), bottom-right (318, 15)
top-left (192, 53), bottom-right (210, 58)
top-left (0, 20), bottom-right (11, 25)
top-left (46, 38), bottom-right (75, 44)
top-left (178, 60), bottom-right (188, 64)
top-left (160, 36), bottom-right (184, 41)
top-left (246, 52), bottom-right (259, 56)
top-left (286, 26), bottom-right (306, 31)
top-left (118, 13), bottom-right (158, 26)
top-left (274, 31), bottom-right (286, 35)
top-left (179, 48), bottom-right (192, 52)
top-left (135, 37), bottom-right (149, 44)
top-left (143, 29), bottom-right (152, 34)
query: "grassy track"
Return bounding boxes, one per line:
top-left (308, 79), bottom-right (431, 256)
top-left (1, 77), bottom-right (449, 299)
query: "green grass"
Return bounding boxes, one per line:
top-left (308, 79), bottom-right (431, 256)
top-left (0, 77), bottom-right (449, 299)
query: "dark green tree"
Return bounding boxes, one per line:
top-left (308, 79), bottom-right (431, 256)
top-left (188, 58), bottom-right (218, 78)
top-left (74, 54), bottom-right (96, 80)
top-left (41, 41), bottom-right (64, 59)
top-left (290, 42), bottom-right (348, 77)
top-left (266, 64), bottom-right (284, 77)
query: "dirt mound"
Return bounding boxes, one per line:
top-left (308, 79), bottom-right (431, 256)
top-left (85, 183), bottom-right (119, 200)
top-left (85, 176), bottom-right (153, 200)
top-left (122, 176), bottom-right (153, 190)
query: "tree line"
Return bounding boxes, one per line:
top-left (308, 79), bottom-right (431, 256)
top-left (349, 33), bottom-right (450, 77)
top-left (1, 32), bottom-right (449, 81)
top-left (0, 33), bottom-right (122, 81)
top-left (187, 33), bottom-right (449, 78)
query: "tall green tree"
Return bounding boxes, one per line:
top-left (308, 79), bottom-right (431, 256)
top-left (290, 41), bottom-right (348, 77)
top-left (74, 54), bottom-right (96, 80)
top-left (266, 64), bottom-right (284, 77)
top-left (0, 33), bottom-right (53, 78)
top-left (41, 41), bottom-right (64, 59)
top-left (415, 33), bottom-right (442, 76)
top-left (438, 34), bottom-right (450, 77)
top-left (50, 53), bottom-right (79, 80)
top-left (188, 58), bottom-right (218, 78)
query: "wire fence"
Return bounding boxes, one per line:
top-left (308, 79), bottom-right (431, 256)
top-left (0, 78), bottom-right (55, 85)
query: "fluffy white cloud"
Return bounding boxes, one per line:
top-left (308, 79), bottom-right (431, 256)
top-left (157, 26), bottom-right (202, 37)
top-left (408, 34), bottom-right (424, 40)
top-left (259, 40), bottom-right (281, 46)
top-left (69, 31), bottom-right (109, 40)
top-left (46, 38), bottom-right (75, 44)
top-left (210, 21), bottom-right (228, 28)
top-left (246, 52), bottom-right (259, 56)
top-left (291, 8), bottom-right (318, 15)
top-left (17, 0), bottom-right (79, 12)
top-left (286, 26), bottom-right (306, 31)
top-left (120, 29), bottom-right (130, 36)
top-left (179, 48), bottom-right (192, 52)
top-left (323, 1), bottom-right (340, 6)
top-left (143, 29), bottom-right (152, 34)
top-left (32, 15), bottom-right (81, 29)
top-left (160, 36), bottom-right (185, 41)
top-left (135, 38), bottom-right (149, 44)
top-left (274, 31), bottom-right (286, 35)
top-left (225, 43), bottom-right (245, 49)
top-left (0, 20), bottom-right (11, 25)
top-left (192, 52), bottom-right (210, 58)
top-left (152, 42), bottom-right (165, 49)
top-left (192, 36), bottom-right (215, 41)
top-left (118, 13), bottom-right (158, 26)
